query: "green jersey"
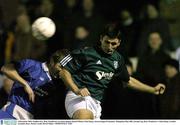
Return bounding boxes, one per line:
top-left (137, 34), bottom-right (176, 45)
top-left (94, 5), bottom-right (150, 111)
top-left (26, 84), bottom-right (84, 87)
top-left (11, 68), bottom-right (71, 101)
top-left (63, 46), bottom-right (129, 101)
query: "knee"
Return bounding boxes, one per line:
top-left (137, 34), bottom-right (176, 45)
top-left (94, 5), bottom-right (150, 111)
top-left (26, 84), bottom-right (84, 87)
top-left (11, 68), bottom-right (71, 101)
top-left (73, 109), bottom-right (94, 119)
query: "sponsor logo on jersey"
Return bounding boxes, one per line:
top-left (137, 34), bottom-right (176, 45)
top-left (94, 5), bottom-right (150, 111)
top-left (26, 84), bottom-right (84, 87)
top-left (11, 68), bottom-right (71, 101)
top-left (96, 71), bottom-right (114, 80)
top-left (114, 61), bottom-right (118, 69)
top-left (34, 87), bottom-right (48, 97)
top-left (96, 60), bottom-right (102, 65)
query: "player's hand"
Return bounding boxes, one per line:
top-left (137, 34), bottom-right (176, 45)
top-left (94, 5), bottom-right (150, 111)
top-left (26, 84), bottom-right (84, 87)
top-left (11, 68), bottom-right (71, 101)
top-left (24, 85), bottom-right (35, 103)
top-left (154, 83), bottom-right (166, 95)
top-left (76, 88), bottom-right (90, 97)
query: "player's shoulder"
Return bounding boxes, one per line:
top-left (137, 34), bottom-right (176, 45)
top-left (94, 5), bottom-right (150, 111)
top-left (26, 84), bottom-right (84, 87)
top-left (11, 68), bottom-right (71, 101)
top-left (21, 59), bottom-right (40, 63)
top-left (17, 59), bottom-right (42, 66)
top-left (83, 47), bottom-right (96, 53)
top-left (113, 51), bottom-right (124, 61)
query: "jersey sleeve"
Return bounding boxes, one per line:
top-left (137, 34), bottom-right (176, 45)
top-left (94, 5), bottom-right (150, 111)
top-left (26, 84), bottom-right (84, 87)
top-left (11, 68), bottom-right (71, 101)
top-left (60, 49), bottom-right (87, 74)
top-left (114, 56), bottom-right (130, 83)
top-left (13, 59), bottom-right (36, 74)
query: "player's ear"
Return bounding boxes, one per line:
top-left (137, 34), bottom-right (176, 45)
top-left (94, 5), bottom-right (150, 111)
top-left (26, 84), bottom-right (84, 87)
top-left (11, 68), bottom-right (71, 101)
top-left (117, 40), bottom-right (121, 46)
top-left (49, 58), bottom-right (55, 66)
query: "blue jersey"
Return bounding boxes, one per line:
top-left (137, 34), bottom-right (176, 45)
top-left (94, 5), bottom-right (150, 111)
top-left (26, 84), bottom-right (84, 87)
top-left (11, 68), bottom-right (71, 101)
top-left (8, 59), bottom-right (52, 113)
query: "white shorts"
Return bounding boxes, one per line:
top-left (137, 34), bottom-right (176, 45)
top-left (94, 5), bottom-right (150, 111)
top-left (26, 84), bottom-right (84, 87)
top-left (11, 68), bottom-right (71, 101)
top-left (2, 102), bottom-right (33, 120)
top-left (65, 91), bottom-right (102, 119)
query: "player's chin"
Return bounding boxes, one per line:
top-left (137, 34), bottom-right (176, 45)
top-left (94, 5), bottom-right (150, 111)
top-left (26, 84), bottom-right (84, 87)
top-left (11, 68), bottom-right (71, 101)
top-left (107, 51), bottom-right (114, 55)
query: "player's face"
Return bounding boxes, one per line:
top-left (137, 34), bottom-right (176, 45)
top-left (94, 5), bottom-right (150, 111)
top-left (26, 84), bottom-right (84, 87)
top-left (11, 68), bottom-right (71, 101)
top-left (100, 35), bottom-right (120, 54)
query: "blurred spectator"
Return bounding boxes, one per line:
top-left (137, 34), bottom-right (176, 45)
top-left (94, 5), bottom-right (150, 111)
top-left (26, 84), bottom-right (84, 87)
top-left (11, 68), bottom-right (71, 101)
top-left (0, 74), bottom-right (4, 90)
top-left (38, 0), bottom-right (53, 17)
top-left (22, 0), bottom-right (63, 58)
top-left (0, 0), bottom-right (20, 27)
top-left (59, 0), bottom-right (78, 21)
top-left (58, 0), bottom-right (79, 49)
top-left (0, 6), bottom-right (7, 67)
top-left (0, 88), bottom-right (7, 109)
top-left (71, 0), bottom-right (106, 47)
top-left (136, 32), bottom-right (170, 85)
top-left (5, 5), bottom-right (47, 62)
top-left (136, 32), bottom-right (170, 118)
top-left (160, 59), bottom-right (180, 118)
top-left (31, 0), bottom-right (62, 59)
top-left (159, 0), bottom-right (180, 49)
top-left (0, 75), bottom-right (8, 108)
top-left (102, 59), bottom-right (143, 119)
top-left (13, 5), bottom-right (33, 60)
top-left (71, 25), bottom-right (90, 50)
top-left (176, 47), bottom-right (180, 71)
top-left (20, 0), bottom-right (41, 22)
top-left (22, 0), bottom-right (54, 20)
top-left (137, 4), bottom-right (172, 56)
top-left (0, 6), bottom-right (7, 109)
top-left (117, 10), bottom-right (139, 57)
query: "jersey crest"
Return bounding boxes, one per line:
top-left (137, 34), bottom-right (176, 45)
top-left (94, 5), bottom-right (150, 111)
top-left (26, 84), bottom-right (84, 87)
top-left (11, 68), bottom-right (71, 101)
top-left (114, 61), bottom-right (118, 69)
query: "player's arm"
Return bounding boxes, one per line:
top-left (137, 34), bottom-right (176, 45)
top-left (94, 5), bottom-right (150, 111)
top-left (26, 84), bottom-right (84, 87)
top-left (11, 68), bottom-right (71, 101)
top-left (1, 63), bottom-right (35, 102)
top-left (59, 68), bottom-right (90, 97)
top-left (3, 77), bottom-right (14, 94)
top-left (59, 49), bottom-right (90, 96)
top-left (127, 76), bottom-right (165, 95)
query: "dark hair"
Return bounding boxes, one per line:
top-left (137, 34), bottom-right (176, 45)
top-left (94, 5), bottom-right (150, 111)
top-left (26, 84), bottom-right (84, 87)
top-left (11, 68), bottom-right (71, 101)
top-left (101, 23), bottom-right (121, 39)
top-left (48, 49), bottom-right (70, 64)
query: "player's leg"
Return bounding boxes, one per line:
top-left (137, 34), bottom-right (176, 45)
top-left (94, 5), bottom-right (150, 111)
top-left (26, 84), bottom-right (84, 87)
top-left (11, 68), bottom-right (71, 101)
top-left (65, 91), bottom-right (101, 120)
top-left (0, 109), bottom-right (15, 119)
top-left (73, 109), bottom-right (93, 119)
top-left (2, 102), bottom-right (34, 119)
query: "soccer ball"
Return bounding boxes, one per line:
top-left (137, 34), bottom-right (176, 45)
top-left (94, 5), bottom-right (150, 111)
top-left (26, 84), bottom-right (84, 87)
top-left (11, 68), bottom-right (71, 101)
top-left (32, 17), bottom-right (56, 40)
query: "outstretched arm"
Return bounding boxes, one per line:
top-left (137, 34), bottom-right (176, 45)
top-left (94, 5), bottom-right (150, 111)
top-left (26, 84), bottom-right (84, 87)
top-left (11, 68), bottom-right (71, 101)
top-left (127, 76), bottom-right (165, 95)
top-left (59, 68), bottom-right (90, 96)
top-left (1, 64), bottom-right (35, 102)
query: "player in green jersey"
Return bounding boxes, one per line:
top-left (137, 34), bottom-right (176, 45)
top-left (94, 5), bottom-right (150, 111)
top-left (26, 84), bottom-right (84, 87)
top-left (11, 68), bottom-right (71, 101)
top-left (59, 24), bottom-right (166, 119)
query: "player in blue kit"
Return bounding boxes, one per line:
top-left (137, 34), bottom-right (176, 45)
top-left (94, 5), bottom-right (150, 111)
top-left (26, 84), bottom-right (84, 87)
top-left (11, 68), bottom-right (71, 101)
top-left (0, 49), bottom-right (79, 119)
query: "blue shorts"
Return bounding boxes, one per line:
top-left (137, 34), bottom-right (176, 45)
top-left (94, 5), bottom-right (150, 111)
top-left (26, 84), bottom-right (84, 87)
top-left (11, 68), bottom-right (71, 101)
top-left (0, 110), bottom-right (15, 119)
